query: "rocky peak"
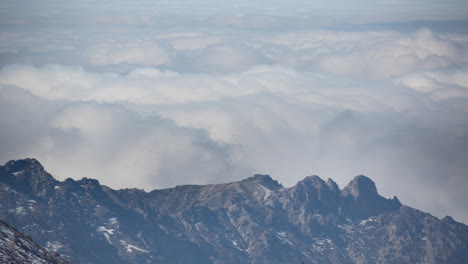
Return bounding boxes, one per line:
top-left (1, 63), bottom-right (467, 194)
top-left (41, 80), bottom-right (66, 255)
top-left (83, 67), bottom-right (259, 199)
top-left (280, 175), bottom-right (342, 215)
top-left (1, 158), bottom-right (56, 199)
top-left (242, 174), bottom-right (283, 190)
top-left (4, 158), bottom-right (54, 182)
top-left (341, 175), bottom-right (378, 200)
top-left (4, 158), bottom-right (45, 173)
top-left (340, 175), bottom-right (401, 219)
top-left (0, 159), bottom-right (466, 264)
top-left (301, 175), bottom-right (326, 186)
top-left (326, 178), bottom-right (340, 193)
top-left (78, 177), bottom-right (101, 188)
top-left (280, 175), bottom-right (401, 219)
top-left (294, 175), bottom-right (337, 196)
top-left (443, 215), bottom-right (457, 224)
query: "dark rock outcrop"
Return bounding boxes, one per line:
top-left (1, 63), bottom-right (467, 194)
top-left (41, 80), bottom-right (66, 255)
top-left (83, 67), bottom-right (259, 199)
top-left (0, 159), bottom-right (466, 264)
top-left (340, 175), bottom-right (402, 218)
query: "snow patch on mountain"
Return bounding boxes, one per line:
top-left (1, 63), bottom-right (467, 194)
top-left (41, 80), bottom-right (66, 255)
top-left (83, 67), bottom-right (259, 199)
top-left (119, 240), bottom-right (148, 253)
top-left (46, 241), bottom-right (63, 252)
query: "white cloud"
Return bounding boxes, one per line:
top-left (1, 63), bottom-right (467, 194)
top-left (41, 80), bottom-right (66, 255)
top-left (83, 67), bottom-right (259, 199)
top-left (1, 57), bottom-right (468, 221)
top-left (3, 27), bottom-right (467, 76)
top-left (87, 40), bottom-right (174, 66)
top-left (2, 0), bottom-right (467, 27)
top-left (182, 43), bottom-right (269, 73)
top-left (262, 29), bottom-right (467, 80)
top-left (1, 1), bottom-right (468, 224)
top-left (0, 87), bottom-right (247, 189)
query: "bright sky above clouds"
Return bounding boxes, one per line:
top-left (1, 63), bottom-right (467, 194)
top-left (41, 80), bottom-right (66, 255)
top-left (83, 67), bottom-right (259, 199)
top-left (1, 0), bottom-right (468, 223)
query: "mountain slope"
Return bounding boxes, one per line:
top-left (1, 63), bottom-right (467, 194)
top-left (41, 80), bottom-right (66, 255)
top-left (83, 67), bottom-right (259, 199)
top-left (0, 158), bottom-right (467, 263)
top-left (0, 218), bottom-right (70, 264)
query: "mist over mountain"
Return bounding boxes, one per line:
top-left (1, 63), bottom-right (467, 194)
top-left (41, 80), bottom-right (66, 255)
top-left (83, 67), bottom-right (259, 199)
top-left (1, 158), bottom-right (467, 264)
top-left (1, 0), bottom-right (468, 223)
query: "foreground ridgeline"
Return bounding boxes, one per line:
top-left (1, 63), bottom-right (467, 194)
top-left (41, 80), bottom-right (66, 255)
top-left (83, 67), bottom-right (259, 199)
top-left (0, 219), bottom-right (69, 264)
top-left (1, 159), bottom-right (467, 264)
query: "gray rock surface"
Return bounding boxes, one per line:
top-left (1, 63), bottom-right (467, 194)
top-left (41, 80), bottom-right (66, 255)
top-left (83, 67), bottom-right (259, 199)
top-left (0, 218), bottom-right (69, 264)
top-left (0, 158), bottom-right (467, 264)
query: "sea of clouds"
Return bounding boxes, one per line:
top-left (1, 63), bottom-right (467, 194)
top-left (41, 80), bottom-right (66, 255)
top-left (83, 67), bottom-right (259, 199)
top-left (1, 0), bottom-right (468, 222)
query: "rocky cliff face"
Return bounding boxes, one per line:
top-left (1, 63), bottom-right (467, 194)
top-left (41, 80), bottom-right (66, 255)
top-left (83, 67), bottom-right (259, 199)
top-left (0, 218), bottom-right (69, 264)
top-left (0, 158), bottom-right (467, 264)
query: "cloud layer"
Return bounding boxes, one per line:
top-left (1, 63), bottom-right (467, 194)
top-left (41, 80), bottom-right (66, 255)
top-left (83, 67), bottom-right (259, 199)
top-left (1, 57), bottom-right (468, 222)
top-left (1, 1), bottom-right (468, 223)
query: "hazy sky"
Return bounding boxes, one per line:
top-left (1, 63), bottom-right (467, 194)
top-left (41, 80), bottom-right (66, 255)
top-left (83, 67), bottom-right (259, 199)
top-left (1, 0), bottom-right (468, 223)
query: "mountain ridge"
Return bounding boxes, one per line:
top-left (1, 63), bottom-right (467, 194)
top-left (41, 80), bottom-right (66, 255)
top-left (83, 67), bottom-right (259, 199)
top-left (1, 158), bottom-right (467, 264)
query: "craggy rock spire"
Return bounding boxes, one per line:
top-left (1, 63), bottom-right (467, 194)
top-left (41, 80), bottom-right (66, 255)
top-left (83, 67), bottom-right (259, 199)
top-left (341, 175), bottom-right (401, 218)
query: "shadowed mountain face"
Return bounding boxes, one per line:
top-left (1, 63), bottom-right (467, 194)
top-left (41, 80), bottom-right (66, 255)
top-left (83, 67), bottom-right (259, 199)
top-left (0, 218), bottom-right (69, 264)
top-left (0, 159), bottom-right (467, 264)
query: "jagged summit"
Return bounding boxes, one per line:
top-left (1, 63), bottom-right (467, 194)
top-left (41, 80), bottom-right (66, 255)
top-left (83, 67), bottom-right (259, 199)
top-left (340, 175), bottom-right (402, 219)
top-left (300, 175), bottom-right (327, 184)
top-left (242, 173), bottom-right (283, 190)
top-left (1, 158), bottom-right (56, 199)
top-left (4, 158), bottom-right (44, 172)
top-left (0, 158), bottom-right (467, 264)
top-left (243, 173), bottom-right (273, 182)
top-left (275, 174), bottom-right (401, 218)
top-left (326, 178), bottom-right (340, 193)
top-left (0, 159), bottom-right (403, 217)
top-left (296, 175), bottom-right (341, 194)
top-left (341, 174), bottom-right (378, 199)
top-left (0, 159), bottom-right (383, 200)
